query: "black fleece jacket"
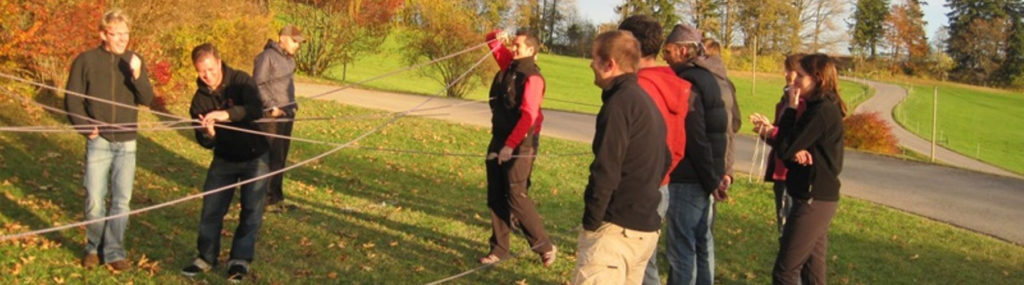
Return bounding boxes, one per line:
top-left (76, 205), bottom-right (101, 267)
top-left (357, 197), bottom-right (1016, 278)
top-left (188, 63), bottom-right (268, 162)
top-left (582, 73), bottom-right (671, 232)
top-left (670, 64), bottom-right (728, 193)
top-left (64, 46), bottom-right (155, 142)
top-left (776, 94), bottom-right (844, 201)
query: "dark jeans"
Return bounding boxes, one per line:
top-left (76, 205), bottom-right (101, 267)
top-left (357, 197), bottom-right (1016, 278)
top-left (773, 199), bottom-right (838, 285)
top-left (485, 138), bottom-right (552, 257)
top-left (263, 118), bottom-right (293, 203)
top-left (196, 153), bottom-right (270, 265)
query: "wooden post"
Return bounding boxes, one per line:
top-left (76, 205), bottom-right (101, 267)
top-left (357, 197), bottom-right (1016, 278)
top-left (931, 86), bottom-right (937, 162)
top-left (752, 34), bottom-right (757, 98)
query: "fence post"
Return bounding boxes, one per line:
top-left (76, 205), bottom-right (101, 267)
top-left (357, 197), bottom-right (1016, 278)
top-left (931, 86), bottom-right (937, 162)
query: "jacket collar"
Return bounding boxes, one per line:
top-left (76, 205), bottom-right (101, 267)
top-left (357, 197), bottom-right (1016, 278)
top-left (601, 73), bottom-right (637, 102)
top-left (265, 40), bottom-right (288, 57)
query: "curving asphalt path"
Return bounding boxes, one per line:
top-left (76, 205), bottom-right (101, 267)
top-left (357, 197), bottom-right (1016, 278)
top-left (295, 80), bottom-right (1024, 245)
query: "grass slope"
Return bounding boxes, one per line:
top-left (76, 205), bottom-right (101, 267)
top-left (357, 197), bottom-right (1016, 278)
top-left (892, 79), bottom-right (1024, 174)
top-left (0, 90), bottom-right (1021, 284)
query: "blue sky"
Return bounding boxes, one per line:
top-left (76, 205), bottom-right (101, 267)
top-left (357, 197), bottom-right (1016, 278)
top-left (577, 0), bottom-right (951, 44)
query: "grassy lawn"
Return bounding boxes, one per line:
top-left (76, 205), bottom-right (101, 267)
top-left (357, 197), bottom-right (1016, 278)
top-left (0, 89), bottom-right (1021, 284)
top-left (892, 79), bottom-right (1024, 174)
top-left (324, 34), bottom-right (872, 136)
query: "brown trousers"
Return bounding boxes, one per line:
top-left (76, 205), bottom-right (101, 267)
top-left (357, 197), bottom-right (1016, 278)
top-left (485, 140), bottom-right (552, 257)
top-left (773, 199), bottom-right (838, 285)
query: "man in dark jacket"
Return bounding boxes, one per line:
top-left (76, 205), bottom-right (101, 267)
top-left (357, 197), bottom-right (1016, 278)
top-left (180, 43), bottom-right (269, 283)
top-left (572, 30), bottom-right (671, 285)
top-left (617, 15), bottom-right (692, 285)
top-left (254, 24), bottom-right (304, 208)
top-left (478, 29), bottom-right (556, 267)
top-left (64, 9), bottom-right (155, 271)
top-left (661, 24), bottom-right (730, 285)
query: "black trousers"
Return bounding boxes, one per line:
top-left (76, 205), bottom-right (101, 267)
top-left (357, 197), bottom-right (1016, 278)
top-left (773, 199), bottom-right (838, 285)
top-left (262, 117), bottom-right (293, 203)
top-left (485, 136), bottom-right (552, 257)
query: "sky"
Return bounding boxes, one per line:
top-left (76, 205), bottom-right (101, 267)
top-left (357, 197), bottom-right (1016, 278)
top-left (577, 0), bottom-right (951, 47)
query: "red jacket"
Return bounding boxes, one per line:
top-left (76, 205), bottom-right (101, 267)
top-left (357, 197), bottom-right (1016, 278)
top-left (638, 66), bottom-right (691, 185)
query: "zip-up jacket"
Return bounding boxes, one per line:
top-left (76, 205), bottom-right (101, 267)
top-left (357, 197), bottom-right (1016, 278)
top-left (486, 30), bottom-right (545, 150)
top-left (776, 94), bottom-right (844, 201)
top-left (670, 64), bottom-right (728, 193)
top-left (253, 40), bottom-right (297, 116)
top-left (583, 73), bottom-right (670, 232)
top-left (695, 55), bottom-right (741, 176)
top-left (637, 66), bottom-right (690, 186)
top-left (189, 63), bottom-right (268, 162)
top-left (65, 46), bottom-right (155, 142)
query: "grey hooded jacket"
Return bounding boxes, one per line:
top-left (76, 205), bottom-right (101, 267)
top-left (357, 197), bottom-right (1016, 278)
top-left (694, 55), bottom-right (741, 176)
top-left (253, 40), bottom-right (297, 116)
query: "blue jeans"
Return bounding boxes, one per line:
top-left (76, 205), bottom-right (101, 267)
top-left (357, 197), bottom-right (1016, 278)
top-left (196, 154), bottom-right (269, 265)
top-left (83, 137), bottom-right (136, 263)
top-left (665, 183), bottom-right (714, 285)
top-left (642, 185), bottom-right (669, 285)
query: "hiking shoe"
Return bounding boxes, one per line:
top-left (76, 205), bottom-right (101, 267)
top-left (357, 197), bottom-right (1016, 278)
top-left (107, 259), bottom-right (131, 272)
top-left (541, 246), bottom-right (557, 267)
top-left (227, 260), bottom-right (250, 283)
top-left (478, 254), bottom-right (501, 265)
top-left (81, 253), bottom-right (99, 268)
top-left (180, 258), bottom-right (212, 277)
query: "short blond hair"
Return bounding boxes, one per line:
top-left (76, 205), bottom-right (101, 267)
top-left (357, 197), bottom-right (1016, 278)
top-left (99, 9), bottom-right (131, 31)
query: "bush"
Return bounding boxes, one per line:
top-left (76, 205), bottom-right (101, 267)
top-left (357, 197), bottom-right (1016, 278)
top-left (124, 0), bottom-right (274, 107)
top-left (844, 112), bottom-right (899, 154)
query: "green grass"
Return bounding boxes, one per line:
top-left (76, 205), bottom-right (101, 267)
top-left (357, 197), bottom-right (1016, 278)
top-left (892, 79), bottom-right (1024, 174)
top-left (1, 89), bottom-right (1022, 284)
top-left (324, 34), bottom-right (872, 133)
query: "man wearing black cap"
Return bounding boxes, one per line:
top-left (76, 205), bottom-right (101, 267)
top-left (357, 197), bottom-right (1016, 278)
top-left (254, 24), bottom-right (304, 210)
top-left (660, 24), bottom-right (730, 285)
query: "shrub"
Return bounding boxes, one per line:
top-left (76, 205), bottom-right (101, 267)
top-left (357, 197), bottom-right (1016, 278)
top-left (844, 112), bottom-right (899, 154)
top-left (123, 0), bottom-right (274, 106)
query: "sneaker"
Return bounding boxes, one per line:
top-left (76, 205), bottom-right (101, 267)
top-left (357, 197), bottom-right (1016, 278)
top-left (226, 260), bottom-right (250, 283)
top-left (478, 254), bottom-right (501, 265)
top-left (180, 258), bottom-right (212, 277)
top-left (540, 246), bottom-right (557, 267)
top-left (81, 253), bottom-right (99, 268)
top-left (107, 259), bottom-right (131, 272)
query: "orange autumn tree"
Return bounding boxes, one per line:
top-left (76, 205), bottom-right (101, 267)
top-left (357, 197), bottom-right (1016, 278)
top-left (0, 0), bottom-right (106, 89)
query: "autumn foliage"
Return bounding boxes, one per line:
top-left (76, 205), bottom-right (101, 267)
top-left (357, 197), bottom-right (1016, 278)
top-left (843, 112), bottom-right (899, 154)
top-left (0, 0), bottom-right (106, 86)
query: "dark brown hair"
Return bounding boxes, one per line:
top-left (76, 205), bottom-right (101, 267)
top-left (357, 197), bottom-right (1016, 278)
top-left (800, 53), bottom-right (847, 117)
top-left (516, 29), bottom-right (541, 56)
top-left (785, 53), bottom-right (805, 72)
top-left (618, 15), bottom-right (663, 57)
top-left (191, 43), bottom-right (220, 63)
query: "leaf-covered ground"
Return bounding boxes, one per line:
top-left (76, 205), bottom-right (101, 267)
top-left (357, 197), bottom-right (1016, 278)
top-left (0, 92), bottom-right (1021, 284)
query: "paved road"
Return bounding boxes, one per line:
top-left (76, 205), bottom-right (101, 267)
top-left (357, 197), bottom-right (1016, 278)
top-left (295, 81), bottom-right (1024, 245)
top-left (851, 78), bottom-right (1021, 178)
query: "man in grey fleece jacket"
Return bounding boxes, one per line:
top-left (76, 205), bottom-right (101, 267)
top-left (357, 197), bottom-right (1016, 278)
top-left (253, 24), bottom-right (305, 208)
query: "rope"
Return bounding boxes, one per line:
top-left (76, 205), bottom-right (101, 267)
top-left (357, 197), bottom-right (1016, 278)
top-left (270, 39), bottom-right (497, 112)
top-left (0, 42), bottom-right (495, 242)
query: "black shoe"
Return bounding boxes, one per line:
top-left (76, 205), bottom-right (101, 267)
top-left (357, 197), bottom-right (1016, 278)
top-left (181, 258), bottom-right (211, 277)
top-left (227, 261), bottom-right (249, 283)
